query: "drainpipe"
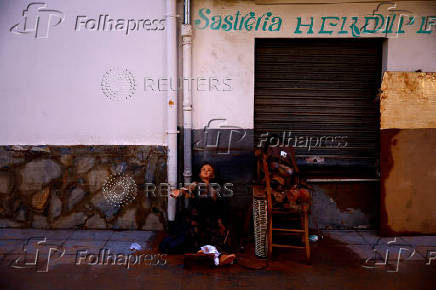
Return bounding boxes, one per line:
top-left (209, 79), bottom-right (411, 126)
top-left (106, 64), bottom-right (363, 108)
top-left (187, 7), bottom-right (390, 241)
top-left (182, 0), bottom-right (192, 191)
top-left (166, 0), bottom-right (178, 222)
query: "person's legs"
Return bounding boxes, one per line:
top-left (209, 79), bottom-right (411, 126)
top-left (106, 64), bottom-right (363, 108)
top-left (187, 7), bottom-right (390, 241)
top-left (219, 253), bottom-right (236, 265)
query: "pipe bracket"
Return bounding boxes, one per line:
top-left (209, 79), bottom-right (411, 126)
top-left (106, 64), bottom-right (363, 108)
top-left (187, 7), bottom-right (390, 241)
top-left (181, 24), bottom-right (192, 36)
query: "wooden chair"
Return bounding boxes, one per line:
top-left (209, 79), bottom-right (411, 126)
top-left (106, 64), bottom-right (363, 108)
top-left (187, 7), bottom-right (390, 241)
top-left (256, 150), bottom-right (311, 263)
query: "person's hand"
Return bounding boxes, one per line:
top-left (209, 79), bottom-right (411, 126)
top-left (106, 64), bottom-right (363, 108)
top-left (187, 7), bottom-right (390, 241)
top-left (170, 189), bottom-right (182, 198)
top-left (187, 182), bottom-right (198, 191)
top-left (170, 183), bottom-right (199, 198)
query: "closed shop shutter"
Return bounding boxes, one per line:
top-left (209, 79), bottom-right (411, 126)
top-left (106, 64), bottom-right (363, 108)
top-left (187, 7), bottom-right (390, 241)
top-left (255, 38), bottom-right (382, 177)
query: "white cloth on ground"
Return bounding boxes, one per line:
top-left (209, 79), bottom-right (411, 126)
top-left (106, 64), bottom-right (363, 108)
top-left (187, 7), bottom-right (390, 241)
top-left (200, 245), bottom-right (220, 266)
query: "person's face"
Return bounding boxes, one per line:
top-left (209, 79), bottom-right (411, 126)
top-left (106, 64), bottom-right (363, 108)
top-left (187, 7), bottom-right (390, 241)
top-left (199, 164), bottom-right (215, 181)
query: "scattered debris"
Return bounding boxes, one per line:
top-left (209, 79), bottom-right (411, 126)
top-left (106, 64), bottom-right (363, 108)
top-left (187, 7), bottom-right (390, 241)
top-left (130, 242), bottom-right (142, 251)
top-left (309, 235), bottom-right (319, 242)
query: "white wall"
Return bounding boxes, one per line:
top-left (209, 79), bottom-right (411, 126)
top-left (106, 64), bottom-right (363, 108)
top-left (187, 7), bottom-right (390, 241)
top-left (0, 0), bottom-right (167, 145)
top-left (1, 0), bottom-right (435, 143)
top-left (191, 0), bottom-right (436, 130)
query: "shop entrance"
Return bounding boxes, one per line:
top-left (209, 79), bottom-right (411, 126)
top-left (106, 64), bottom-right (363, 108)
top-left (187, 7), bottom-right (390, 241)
top-left (254, 38), bottom-right (383, 229)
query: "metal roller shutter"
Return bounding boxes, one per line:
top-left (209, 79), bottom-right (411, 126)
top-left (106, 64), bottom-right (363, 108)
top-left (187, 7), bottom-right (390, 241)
top-left (254, 38), bottom-right (382, 177)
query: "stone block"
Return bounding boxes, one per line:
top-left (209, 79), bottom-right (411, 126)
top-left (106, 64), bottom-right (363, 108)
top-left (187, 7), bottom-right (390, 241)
top-left (32, 187), bottom-right (50, 210)
top-left (113, 208), bottom-right (137, 230)
top-left (90, 191), bottom-right (120, 218)
top-left (49, 193), bottom-right (62, 219)
top-left (19, 159), bottom-right (61, 191)
top-left (75, 156), bottom-right (96, 174)
top-left (87, 168), bottom-right (110, 193)
top-left (52, 213), bottom-right (87, 229)
top-left (32, 215), bottom-right (50, 229)
top-left (85, 214), bottom-right (107, 229)
top-left (68, 187), bottom-right (86, 211)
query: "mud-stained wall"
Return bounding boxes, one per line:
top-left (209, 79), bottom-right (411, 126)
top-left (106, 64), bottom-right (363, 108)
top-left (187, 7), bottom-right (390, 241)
top-left (311, 183), bottom-right (379, 230)
top-left (189, 0), bottom-right (436, 231)
top-left (191, 127), bottom-right (380, 231)
top-left (380, 72), bottom-right (436, 235)
top-left (381, 73), bottom-right (436, 129)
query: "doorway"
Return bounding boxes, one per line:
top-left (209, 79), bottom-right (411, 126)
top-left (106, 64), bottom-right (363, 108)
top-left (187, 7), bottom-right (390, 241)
top-left (254, 38), bottom-right (383, 229)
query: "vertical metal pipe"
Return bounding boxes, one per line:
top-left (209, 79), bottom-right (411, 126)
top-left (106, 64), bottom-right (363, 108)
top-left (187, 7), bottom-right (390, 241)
top-left (184, 0), bottom-right (191, 25)
top-left (166, 0), bottom-right (178, 221)
top-left (182, 0), bottom-right (193, 194)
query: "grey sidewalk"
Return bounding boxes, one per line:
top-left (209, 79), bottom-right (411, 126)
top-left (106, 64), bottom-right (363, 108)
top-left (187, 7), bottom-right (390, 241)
top-left (1, 228), bottom-right (435, 265)
top-left (0, 229), bottom-right (435, 290)
top-left (321, 230), bottom-right (436, 262)
top-left (0, 229), bottom-right (158, 266)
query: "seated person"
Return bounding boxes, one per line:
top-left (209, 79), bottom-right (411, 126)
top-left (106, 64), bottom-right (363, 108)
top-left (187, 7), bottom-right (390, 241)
top-left (160, 162), bottom-right (236, 266)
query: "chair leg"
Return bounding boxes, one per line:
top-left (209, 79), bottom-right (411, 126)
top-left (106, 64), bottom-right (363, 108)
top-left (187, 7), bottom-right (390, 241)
top-left (268, 219), bottom-right (273, 258)
top-left (304, 211), bottom-right (311, 263)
